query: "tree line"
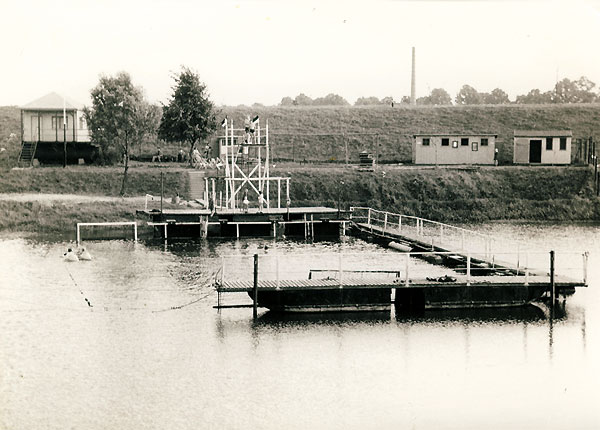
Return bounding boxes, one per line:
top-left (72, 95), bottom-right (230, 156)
top-left (279, 76), bottom-right (600, 106)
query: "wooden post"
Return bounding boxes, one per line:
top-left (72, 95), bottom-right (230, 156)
top-left (338, 253), bottom-right (343, 288)
top-left (466, 252), bottom-right (471, 286)
top-left (398, 215), bottom-right (402, 232)
top-left (276, 254), bottom-right (280, 290)
top-left (367, 208), bottom-right (371, 227)
top-left (253, 254), bottom-right (259, 320)
top-left (404, 253), bottom-right (410, 287)
top-left (160, 172), bottom-right (164, 214)
top-left (524, 252), bottom-right (529, 286)
top-left (550, 250), bottom-right (555, 302)
top-left (583, 252), bottom-right (589, 285)
top-left (76, 224), bottom-right (81, 245)
top-left (383, 212), bottom-right (388, 234)
top-left (133, 223), bottom-right (138, 242)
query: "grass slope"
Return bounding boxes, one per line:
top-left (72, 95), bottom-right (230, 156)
top-left (222, 104), bottom-right (600, 164)
top-left (0, 165), bottom-right (188, 197)
top-left (283, 166), bottom-right (600, 222)
top-left (2, 104), bottom-right (599, 165)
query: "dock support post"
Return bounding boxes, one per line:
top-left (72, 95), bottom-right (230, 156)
top-left (466, 253), bottom-right (471, 286)
top-left (550, 250), bottom-right (555, 303)
top-left (404, 253), bottom-right (409, 287)
top-left (276, 254), bottom-right (280, 290)
top-left (583, 251), bottom-right (589, 285)
top-left (76, 224), bottom-right (81, 246)
top-left (253, 254), bottom-right (259, 320)
top-left (367, 208), bottom-right (371, 228)
top-left (524, 253), bottom-right (529, 286)
top-left (398, 215), bottom-right (402, 232)
top-left (383, 212), bottom-right (388, 235)
top-left (338, 254), bottom-right (343, 287)
top-left (236, 223), bottom-right (239, 239)
top-left (133, 223), bottom-right (138, 242)
top-left (160, 172), bottom-right (164, 214)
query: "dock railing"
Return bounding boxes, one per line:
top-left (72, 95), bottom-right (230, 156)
top-left (215, 250), bottom-right (588, 291)
top-left (349, 206), bottom-right (540, 271)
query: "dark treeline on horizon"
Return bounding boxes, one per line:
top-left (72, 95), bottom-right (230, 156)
top-left (270, 76), bottom-right (600, 107)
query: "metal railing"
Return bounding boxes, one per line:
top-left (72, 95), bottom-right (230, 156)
top-left (349, 206), bottom-right (540, 269)
top-left (215, 250), bottom-right (588, 290)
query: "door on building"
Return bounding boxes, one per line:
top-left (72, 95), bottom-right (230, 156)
top-left (30, 115), bottom-right (39, 141)
top-left (529, 140), bottom-right (542, 163)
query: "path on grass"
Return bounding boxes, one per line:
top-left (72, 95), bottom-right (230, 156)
top-left (0, 193), bottom-right (147, 204)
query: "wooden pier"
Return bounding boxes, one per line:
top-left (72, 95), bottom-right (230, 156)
top-left (137, 206), bottom-right (350, 239)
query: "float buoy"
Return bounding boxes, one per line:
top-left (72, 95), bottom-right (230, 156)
top-left (64, 248), bottom-right (79, 262)
top-left (78, 248), bottom-right (92, 261)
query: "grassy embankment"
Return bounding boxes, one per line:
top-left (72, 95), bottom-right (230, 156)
top-left (0, 166), bottom-right (188, 234)
top-left (2, 104), bottom-right (600, 166)
top-left (284, 165), bottom-right (600, 223)
top-left (2, 165), bottom-right (598, 235)
top-left (222, 104), bottom-right (600, 164)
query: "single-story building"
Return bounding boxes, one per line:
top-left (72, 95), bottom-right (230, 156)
top-left (412, 134), bottom-right (497, 165)
top-left (513, 130), bottom-right (572, 165)
top-left (20, 92), bottom-right (97, 166)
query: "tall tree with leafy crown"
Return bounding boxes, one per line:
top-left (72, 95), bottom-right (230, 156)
top-left (159, 67), bottom-right (218, 164)
top-left (85, 71), bottom-right (151, 195)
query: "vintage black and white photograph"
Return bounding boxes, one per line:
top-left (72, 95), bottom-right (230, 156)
top-left (1, 1), bottom-right (599, 429)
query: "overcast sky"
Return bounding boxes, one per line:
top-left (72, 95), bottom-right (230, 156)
top-left (2, 0), bottom-right (600, 107)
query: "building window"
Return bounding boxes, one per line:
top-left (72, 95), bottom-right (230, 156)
top-left (481, 138), bottom-right (488, 146)
top-left (560, 137), bottom-right (567, 150)
top-left (441, 138), bottom-right (449, 146)
top-left (472, 142), bottom-right (478, 151)
top-left (422, 138), bottom-right (430, 146)
top-left (452, 140), bottom-right (458, 148)
top-left (546, 137), bottom-right (553, 150)
top-left (52, 116), bottom-right (68, 129)
top-left (461, 138), bottom-right (469, 146)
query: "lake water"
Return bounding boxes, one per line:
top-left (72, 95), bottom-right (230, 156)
top-left (1, 223), bottom-right (599, 430)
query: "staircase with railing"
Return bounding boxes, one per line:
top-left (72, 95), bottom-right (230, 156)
top-left (17, 141), bottom-right (38, 167)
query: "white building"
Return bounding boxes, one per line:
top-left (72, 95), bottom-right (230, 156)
top-left (412, 134), bottom-right (497, 165)
top-left (513, 130), bottom-right (572, 165)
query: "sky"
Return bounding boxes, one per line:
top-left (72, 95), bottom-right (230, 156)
top-left (2, 0), bottom-right (600, 107)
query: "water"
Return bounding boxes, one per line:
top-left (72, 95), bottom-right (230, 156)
top-left (0, 224), bottom-right (599, 430)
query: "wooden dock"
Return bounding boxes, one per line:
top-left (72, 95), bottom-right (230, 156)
top-left (217, 274), bottom-right (582, 293)
top-left (136, 206), bottom-right (350, 239)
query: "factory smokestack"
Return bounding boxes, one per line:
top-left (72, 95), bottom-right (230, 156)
top-left (411, 47), bottom-right (416, 106)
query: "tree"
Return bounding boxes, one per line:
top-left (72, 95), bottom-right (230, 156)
top-left (354, 96), bottom-right (382, 106)
top-left (313, 93), bottom-right (349, 106)
top-left (455, 85), bottom-right (483, 105)
top-left (85, 71), bottom-right (145, 195)
top-left (158, 67), bottom-right (218, 164)
top-left (400, 96), bottom-right (411, 105)
top-left (483, 88), bottom-right (510, 104)
top-left (293, 93), bottom-right (313, 106)
top-left (554, 77), bottom-right (598, 103)
top-left (429, 88), bottom-right (452, 105)
top-left (515, 88), bottom-right (554, 104)
top-left (381, 96), bottom-right (394, 106)
top-left (131, 102), bottom-right (162, 157)
top-left (280, 96), bottom-right (294, 106)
